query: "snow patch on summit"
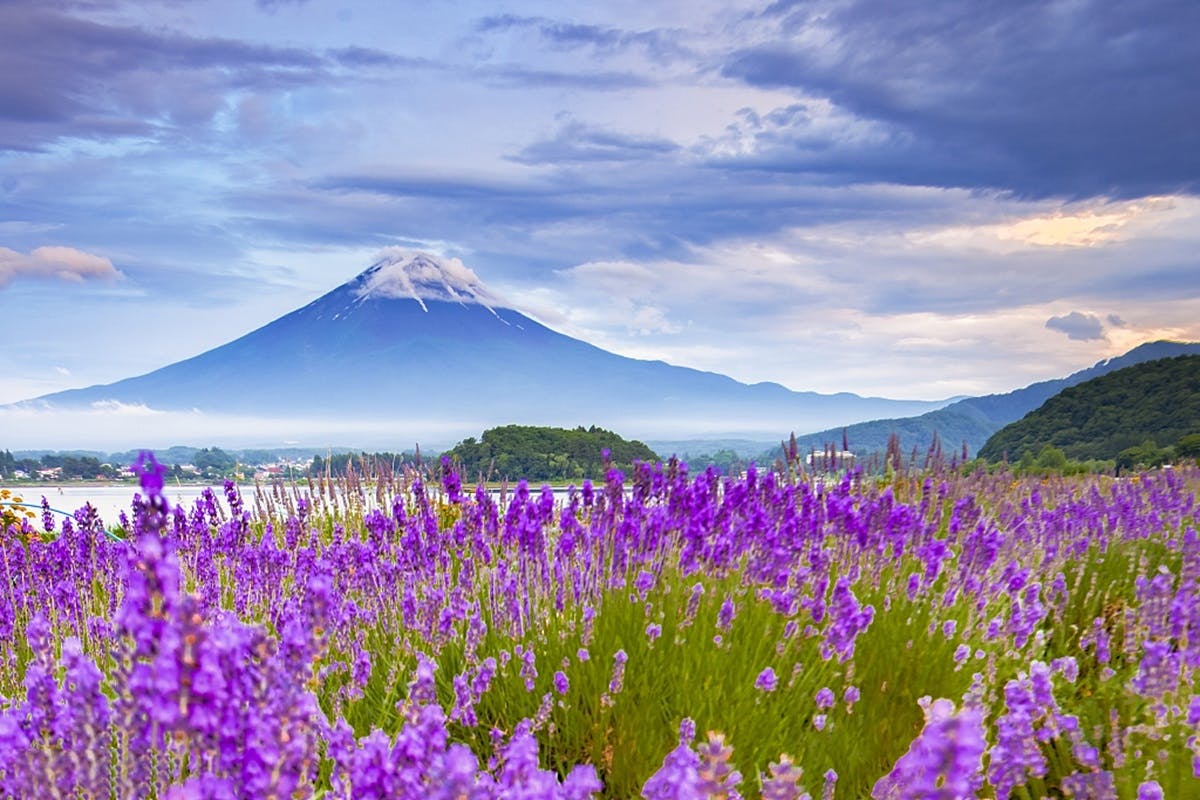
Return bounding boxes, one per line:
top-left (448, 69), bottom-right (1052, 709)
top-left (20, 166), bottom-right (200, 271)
top-left (354, 249), bottom-right (504, 313)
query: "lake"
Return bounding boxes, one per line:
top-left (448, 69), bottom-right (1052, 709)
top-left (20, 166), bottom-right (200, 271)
top-left (2, 481), bottom-right (585, 529)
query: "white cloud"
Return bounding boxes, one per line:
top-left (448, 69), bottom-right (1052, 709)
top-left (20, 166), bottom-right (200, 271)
top-left (497, 188), bottom-right (1200, 400)
top-left (629, 305), bottom-right (681, 335)
top-left (0, 246), bottom-right (123, 288)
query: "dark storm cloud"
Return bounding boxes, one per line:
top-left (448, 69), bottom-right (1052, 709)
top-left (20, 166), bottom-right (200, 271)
top-left (0, 5), bottom-right (399, 151)
top-left (1046, 311), bottom-right (1106, 341)
top-left (312, 158), bottom-right (884, 269)
top-left (328, 46), bottom-right (436, 70)
top-left (511, 122), bottom-right (679, 165)
top-left (479, 65), bottom-right (651, 91)
top-left (475, 14), bottom-right (690, 63)
top-left (256, 0), bottom-right (309, 10)
top-left (723, 0), bottom-right (1200, 199)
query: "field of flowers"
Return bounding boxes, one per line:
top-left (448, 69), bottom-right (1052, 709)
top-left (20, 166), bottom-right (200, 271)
top-left (0, 451), bottom-right (1197, 798)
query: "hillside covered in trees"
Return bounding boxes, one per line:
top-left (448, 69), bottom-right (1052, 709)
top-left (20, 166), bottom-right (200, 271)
top-left (978, 355), bottom-right (1200, 466)
top-left (445, 425), bottom-right (657, 482)
top-left (790, 340), bottom-right (1200, 459)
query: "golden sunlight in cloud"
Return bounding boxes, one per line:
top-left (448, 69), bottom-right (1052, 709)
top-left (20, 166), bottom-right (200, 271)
top-left (996, 209), bottom-right (1131, 247)
top-left (912, 195), bottom-right (1182, 251)
top-left (1104, 324), bottom-right (1194, 355)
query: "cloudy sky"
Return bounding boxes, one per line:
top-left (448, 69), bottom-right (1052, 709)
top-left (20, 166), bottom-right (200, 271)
top-left (2, 0), bottom-right (1199, 412)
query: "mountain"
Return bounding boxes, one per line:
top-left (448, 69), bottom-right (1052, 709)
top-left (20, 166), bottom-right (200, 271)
top-left (777, 340), bottom-right (1200, 459)
top-left (7, 251), bottom-right (953, 445)
top-left (977, 355), bottom-right (1200, 463)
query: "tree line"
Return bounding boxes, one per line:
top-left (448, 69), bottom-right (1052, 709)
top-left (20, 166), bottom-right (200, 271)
top-left (445, 425), bottom-right (658, 482)
top-left (978, 355), bottom-right (1200, 467)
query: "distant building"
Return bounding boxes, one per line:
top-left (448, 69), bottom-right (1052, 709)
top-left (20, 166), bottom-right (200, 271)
top-left (806, 451), bottom-right (856, 470)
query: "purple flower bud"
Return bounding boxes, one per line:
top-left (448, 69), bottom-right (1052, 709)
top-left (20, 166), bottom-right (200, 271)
top-left (717, 596), bottom-right (736, 631)
top-left (1137, 781), bottom-right (1164, 800)
top-left (679, 717), bottom-right (696, 746)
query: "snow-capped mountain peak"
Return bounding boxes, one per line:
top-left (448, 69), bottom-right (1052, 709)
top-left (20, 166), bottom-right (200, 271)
top-left (354, 249), bottom-right (502, 312)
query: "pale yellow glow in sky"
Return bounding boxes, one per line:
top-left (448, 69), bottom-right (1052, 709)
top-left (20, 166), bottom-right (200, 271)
top-left (909, 195), bottom-right (1185, 251)
top-left (996, 209), bottom-right (1132, 247)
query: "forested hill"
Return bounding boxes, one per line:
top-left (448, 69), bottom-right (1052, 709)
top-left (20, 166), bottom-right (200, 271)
top-left (977, 355), bottom-right (1200, 463)
top-left (782, 340), bottom-right (1200, 459)
top-left (445, 425), bottom-right (658, 482)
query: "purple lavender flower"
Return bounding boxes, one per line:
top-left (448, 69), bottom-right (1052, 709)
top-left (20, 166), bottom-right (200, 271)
top-left (1061, 770), bottom-right (1116, 798)
top-left (871, 699), bottom-right (985, 800)
top-left (821, 577), bottom-right (875, 662)
top-left (755, 667), bottom-right (778, 693)
top-left (760, 754), bottom-right (807, 800)
top-left (717, 596), bottom-right (736, 631)
top-left (642, 742), bottom-right (702, 799)
top-left (450, 672), bottom-right (477, 726)
top-left (821, 769), bottom-right (837, 800)
top-left (988, 672), bottom-right (1052, 796)
top-left (678, 718), bottom-right (696, 746)
top-left (1136, 780), bottom-right (1164, 800)
top-left (520, 648), bottom-right (538, 692)
top-left (1132, 639), bottom-right (1181, 698)
top-left (609, 649), bottom-right (628, 695)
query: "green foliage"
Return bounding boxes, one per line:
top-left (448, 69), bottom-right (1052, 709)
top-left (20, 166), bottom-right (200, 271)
top-left (1176, 432), bottom-right (1200, 458)
top-left (677, 448), bottom-right (744, 475)
top-left (308, 451), bottom-right (422, 478)
top-left (1116, 439), bottom-right (1174, 470)
top-left (192, 447), bottom-right (236, 476)
top-left (781, 405), bottom-right (1000, 464)
top-left (979, 355), bottom-right (1200, 463)
top-left (446, 425), bottom-right (658, 482)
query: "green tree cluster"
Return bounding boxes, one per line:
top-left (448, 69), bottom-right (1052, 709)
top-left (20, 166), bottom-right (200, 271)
top-left (308, 451), bottom-right (420, 478)
top-left (979, 355), bottom-right (1200, 464)
top-left (192, 447), bottom-right (236, 477)
top-left (446, 425), bottom-right (657, 482)
top-left (0, 451), bottom-right (117, 480)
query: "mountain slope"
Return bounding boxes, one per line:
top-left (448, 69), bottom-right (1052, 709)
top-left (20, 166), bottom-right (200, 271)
top-left (781, 340), bottom-right (1200, 458)
top-left (10, 251), bottom-right (952, 441)
top-left (977, 355), bottom-right (1200, 462)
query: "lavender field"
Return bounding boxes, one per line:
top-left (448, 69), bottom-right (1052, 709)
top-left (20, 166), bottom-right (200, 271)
top-left (1, 453), bottom-right (1197, 799)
